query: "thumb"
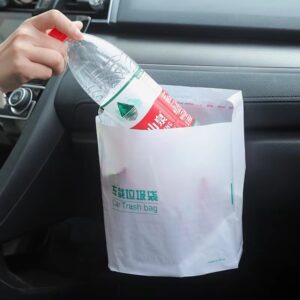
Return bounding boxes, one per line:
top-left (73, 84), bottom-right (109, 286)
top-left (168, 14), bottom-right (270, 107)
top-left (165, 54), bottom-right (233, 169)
top-left (73, 21), bottom-right (83, 31)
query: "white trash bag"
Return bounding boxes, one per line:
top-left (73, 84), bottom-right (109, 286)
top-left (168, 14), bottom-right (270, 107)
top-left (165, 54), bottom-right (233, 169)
top-left (96, 85), bottom-right (246, 277)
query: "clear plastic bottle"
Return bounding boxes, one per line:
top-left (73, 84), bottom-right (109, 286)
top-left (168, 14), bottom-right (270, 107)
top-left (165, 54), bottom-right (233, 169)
top-left (49, 30), bottom-right (195, 130)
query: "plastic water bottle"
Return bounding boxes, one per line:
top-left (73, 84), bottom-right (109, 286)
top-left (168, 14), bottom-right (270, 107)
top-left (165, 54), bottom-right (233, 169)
top-left (49, 29), bottom-right (195, 130)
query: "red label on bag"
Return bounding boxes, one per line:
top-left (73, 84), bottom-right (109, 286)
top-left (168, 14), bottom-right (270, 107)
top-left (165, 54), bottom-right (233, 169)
top-left (132, 90), bottom-right (194, 130)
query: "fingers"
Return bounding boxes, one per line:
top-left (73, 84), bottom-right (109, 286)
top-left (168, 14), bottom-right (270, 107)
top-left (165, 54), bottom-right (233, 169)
top-left (12, 56), bottom-right (53, 84)
top-left (26, 10), bottom-right (83, 40)
top-left (29, 25), bottom-right (68, 60)
top-left (23, 61), bottom-right (53, 81)
top-left (27, 46), bottom-right (66, 75)
top-left (8, 24), bottom-right (67, 75)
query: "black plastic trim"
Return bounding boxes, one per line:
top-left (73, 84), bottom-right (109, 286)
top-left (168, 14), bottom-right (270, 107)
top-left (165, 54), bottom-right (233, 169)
top-left (116, 0), bottom-right (300, 32)
top-left (0, 75), bottom-right (73, 242)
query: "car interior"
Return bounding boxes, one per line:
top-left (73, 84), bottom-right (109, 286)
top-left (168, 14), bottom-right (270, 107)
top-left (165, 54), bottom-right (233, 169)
top-left (0, 0), bottom-right (300, 299)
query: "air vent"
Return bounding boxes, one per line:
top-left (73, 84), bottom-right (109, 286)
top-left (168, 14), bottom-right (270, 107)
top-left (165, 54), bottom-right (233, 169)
top-left (60, 0), bottom-right (110, 22)
top-left (0, 0), bottom-right (37, 11)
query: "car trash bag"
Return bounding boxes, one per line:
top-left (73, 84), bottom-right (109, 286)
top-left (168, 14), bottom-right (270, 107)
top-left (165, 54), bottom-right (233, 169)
top-left (96, 85), bottom-right (246, 277)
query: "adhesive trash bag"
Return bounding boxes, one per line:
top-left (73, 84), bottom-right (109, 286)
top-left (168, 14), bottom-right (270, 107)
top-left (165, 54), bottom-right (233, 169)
top-left (96, 85), bottom-right (245, 277)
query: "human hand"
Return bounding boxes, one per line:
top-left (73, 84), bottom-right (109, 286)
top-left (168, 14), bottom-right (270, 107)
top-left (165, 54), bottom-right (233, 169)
top-left (0, 9), bottom-right (83, 93)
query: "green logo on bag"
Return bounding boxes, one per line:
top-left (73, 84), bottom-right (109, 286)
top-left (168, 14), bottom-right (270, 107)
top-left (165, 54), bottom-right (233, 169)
top-left (117, 102), bottom-right (138, 121)
top-left (112, 185), bottom-right (158, 201)
top-left (111, 185), bottom-right (159, 215)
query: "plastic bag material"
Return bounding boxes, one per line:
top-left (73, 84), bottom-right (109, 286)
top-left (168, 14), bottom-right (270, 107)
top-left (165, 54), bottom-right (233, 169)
top-left (96, 85), bottom-right (245, 277)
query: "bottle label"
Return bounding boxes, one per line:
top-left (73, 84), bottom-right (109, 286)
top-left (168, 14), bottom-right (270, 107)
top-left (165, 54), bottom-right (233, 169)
top-left (101, 68), bottom-right (194, 130)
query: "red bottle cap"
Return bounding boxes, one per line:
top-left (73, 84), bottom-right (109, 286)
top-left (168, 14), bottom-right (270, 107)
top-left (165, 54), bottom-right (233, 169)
top-left (48, 28), bottom-right (68, 42)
